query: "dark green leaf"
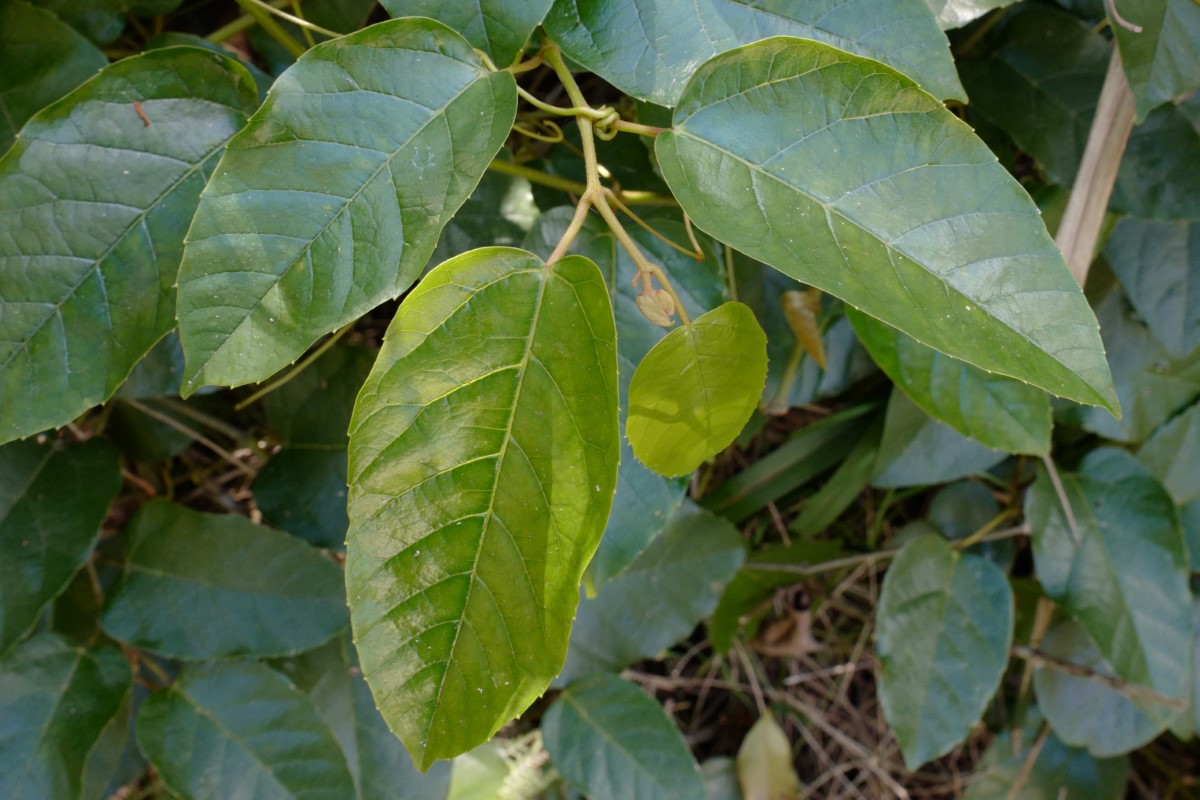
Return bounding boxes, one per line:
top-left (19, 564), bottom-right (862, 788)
top-left (849, 307), bottom-right (1051, 455)
top-left (1112, 92), bottom-right (1200, 220)
top-left (876, 534), bottom-right (1014, 768)
top-left (1105, 217), bottom-right (1200, 358)
top-left (102, 500), bottom-right (348, 659)
top-left (1109, 0), bottom-right (1200, 121)
top-left (145, 32), bottom-right (275, 100)
top-left (177, 19), bottom-right (517, 392)
top-left (925, 0), bottom-right (1018, 29)
top-left (1138, 400), bottom-right (1200, 505)
top-left (542, 673), bottom-right (705, 800)
top-left (556, 501), bottom-right (744, 683)
top-left (788, 412), bottom-right (884, 538)
top-left (31, 0), bottom-right (125, 46)
top-left (429, 164), bottom-right (538, 272)
top-left (0, 634), bottom-right (129, 799)
top-left (657, 37), bottom-right (1117, 412)
top-left (873, 389), bottom-right (1007, 488)
top-left (115, 333), bottom-right (187, 400)
top-left (0, 48), bottom-right (257, 443)
top-left (1034, 619), bottom-right (1173, 756)
top-left (301, 0), bottom-right (379, 33)
top-left (1025, 448), bottom-right (1191, 704)
top-left (255, 449), bottom-right (351, 548)
top-left (544, 0), bottom-right (964, 105)
top-left (0, 437), bottom-right (120, 655)
top-left (1182, 499), bottom-right (1200, 573)
top-left (346, 247), bottom-right (619, 768)
top-left (381, 0), bottom-right (553, 65)
top-left (137, 661), bottom-right (356, 799)
top-left (266, 344), bottom-right (375, 448)
top-left (0, 0), bottom-right (107, 155)
top-left (627, 301), bottom-right (768, 477)
top-left (927, 480), bottom-right (1014, 568)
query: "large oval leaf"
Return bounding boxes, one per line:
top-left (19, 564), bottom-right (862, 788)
top-left (101, 500), bottom-right (348, 659)
top-left (656, 37), bottom-right (1118, 413)
top-left (176, 18), bottom-right (517, 392)
top-left (876, 533), bottom-right (1014, 769)
top-left (0, 437), bottom-right (120, 655)
top-left (848, 307), bottom-right (1051, 455)
top-left (544, 0), bottom-right (964, 106)
top-left (137, 661), bottom-right (355, 800)
top-left (346, 247), bottom-right (619, 768)
top-left (0, 48), bottom-right (257, 443)
top-left (381, 0), bottom-right (553, 65)
top-left (0, 634), bottom-right (129, 800)
top-left (627, 301), bottom-right (767, 477)
top-left (1109, 0), bottom-right (1200, 122)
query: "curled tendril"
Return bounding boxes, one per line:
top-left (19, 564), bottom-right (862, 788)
top-left (513, 119), bottom-right (565, 143)
top-left (592, 108), bottom-right (623, 141)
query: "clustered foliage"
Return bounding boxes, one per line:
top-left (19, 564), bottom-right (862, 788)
top-left (1, 0), bottom-right (1198, 797)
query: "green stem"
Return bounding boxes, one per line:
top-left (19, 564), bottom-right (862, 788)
top-left (765, 342), bottom-right (805, 415)
top-left (235, 321), bottom-right (353, 410)
top-left (232, 0), bottom-right (306, 59)
top-left (485, 158), bottom-right (677, 207)
top-left (208, 0), bottom-right (291, 43)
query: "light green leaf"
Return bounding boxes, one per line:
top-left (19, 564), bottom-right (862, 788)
top-left (446, 743), bottom-right (510, 800)
top-left (873, 389), bottom-right (1006, 488)
top-left (1138, 401), bottom-right (1200, 506)
top-left (1109, 0), bottom-right (1200, 121)
top-left (0, 0), bottom-right (107, 154)
top-left (0, 634), bottom-right (130, 800)
top-left (1105, 217), bottom-right (1200, 358)
top-left (544, 0), bottom-right (964, 105)
top-left (137, 661), bottom-right (356, 800)
top-left (964, 709), bottom-right (1129, 800)
top-left (1025, 448), bottom-right (1191, 705)
top-left (849, 307), bottom-right (1051, 455)
top-left (1033, 619), bottom-right (1174, 756)
top-left (176, 18), bottom-right (517, 392)
top-left (957, 4), bottom-right (1110, 188)
top-left (1113, 92), bottom-right (1200, 220)
top-left (0, 48), bottom-right (257, 444)
top-left (736, 714), bottom-right (800, 800)
top-left (101, 500), bottom-right (348, 659)
top-left (656, 37), bottom-right (1117, 413)
top-left (381, 0), bottom-right (553, 65)
top-left (0, 437), bottom-right (120, 655)
top-left (557, 500), bottom-right (744, 683)
top-left (876, 533), bottom-right (1014, 769)
top-left (542, 673), bottom-right (706, 800)
top-left (346, 247), bottom-right (619, 768)
top-left (925, 0), bottom-right (1017, 29)
top-left (627, 301), bottom-right (767, 477)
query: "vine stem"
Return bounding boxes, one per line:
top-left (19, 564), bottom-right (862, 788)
top-left (208, 0), bottom-right (292, 43)
top-left (485, 158), bottom-right (677, 207)
top-left (231, 0), bottom-right (306, 58)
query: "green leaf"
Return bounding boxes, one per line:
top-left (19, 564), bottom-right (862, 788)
top-left (429, 163), bottom-right (538, 272)
top-left (31, 0), bottom-right (125, 47)
top-left (1109, 0), bottom-right (1200, 122)
top-left (137, 661), bottom-right (356, 799)
top-left (346, 247), bottom-right (619, 768)
top-left (924, 0), bottom-right (1017, 29)
top-left (1139, 401), bottom-right (1200, 506)
top-left (1033, 619), bottom-right (1173, 756)
top-left (266, 343), bottom-right (375, 448)
top-left (114, 333), bottom-right (187, 399)
top-left (627, 301), bottom-right (767, 477)
top-left (543, 0), bottom-right (964, 105)
top-left (0, 48), bottom-right (257, 444)
top-left (656, 36), bottom-right (1118, 413)
top-left (876, 533), bottom-right (1014, 769)
top-left (0, 437), bottom-right (120, 655)
top-left (145, 32), bottom-right (275, 100)
top-left (957, 5), bottom-right (1109, 188)
top-left (255, 449), bottom-right (352, 548)
top-left (556, 500), bottom-right (744, 683)
top-left (1113, 92), bottom-right (1200, 220)
top-left (927, 481), bottom-right (1014, 569)
top-left (101, 500), bottom-right (348, 659)
top-left (873, 389), bottom-right (1006, 488)
top-left (381, 0), bottom-right (553, 65)
top-left (0, 0), bottom-right (107, 155)
top-left (542, 673), bottom-right (706, 800)
top-left (787, 412), bottom-right (884, 538)
top-left (0, 634), bottom-right (130, 800)
top-left (1105, 217), bottom-right (1200, 358)
top-left (1025, 448), bottom-right (1191, 704)
top-left (736, 714), bottom-right (801, 800)
top-left (446, 743), bottom-right (510, 800)
top-left (176, 18), bottom-right (517, 392)
top-left (849, 307), bottom-right (1051, 455)
top-left (275, 636), bottom-right (452, 800)
top-left (964, 709), bottom-right (1129, 800)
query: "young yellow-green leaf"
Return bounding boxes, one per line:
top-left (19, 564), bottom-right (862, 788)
top-left (656, 37), bottom-right (1118, 414)
top-left (137, 661), bottom-right (356, 800)
top-left (1109, 0), bottom-right (1200, 122)
top-left (0, 0), bottom-right (107, 154)
top-left (876, 534), bottom-right (1014, 769)
top-left (381, 0), bottom-right (553, 65)
top-left (627, 301), bottom-right (767, 477)
top-left (0, 634), bottom-right (130, 800)
top-left (0, 437), bottom-right (120, 655)
top-left (848, 307), bottom-right (1051, 455)
top-left (542, 673), bottom-right (706, 800)
top-left (101, 500), bottom-right (348, 659)
top-left (736, 714), bottom-right (801, 800)
top-left (1025, 448), bottom-right (1191, 707)
top-left (177, 18), bottom-right (517, 393)
top-left (544, 0), bottom-right (964, 106)
top-left (0, 48), bottom-right (257, 444)
top-left (346, 247), bottom-right (619, 769)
